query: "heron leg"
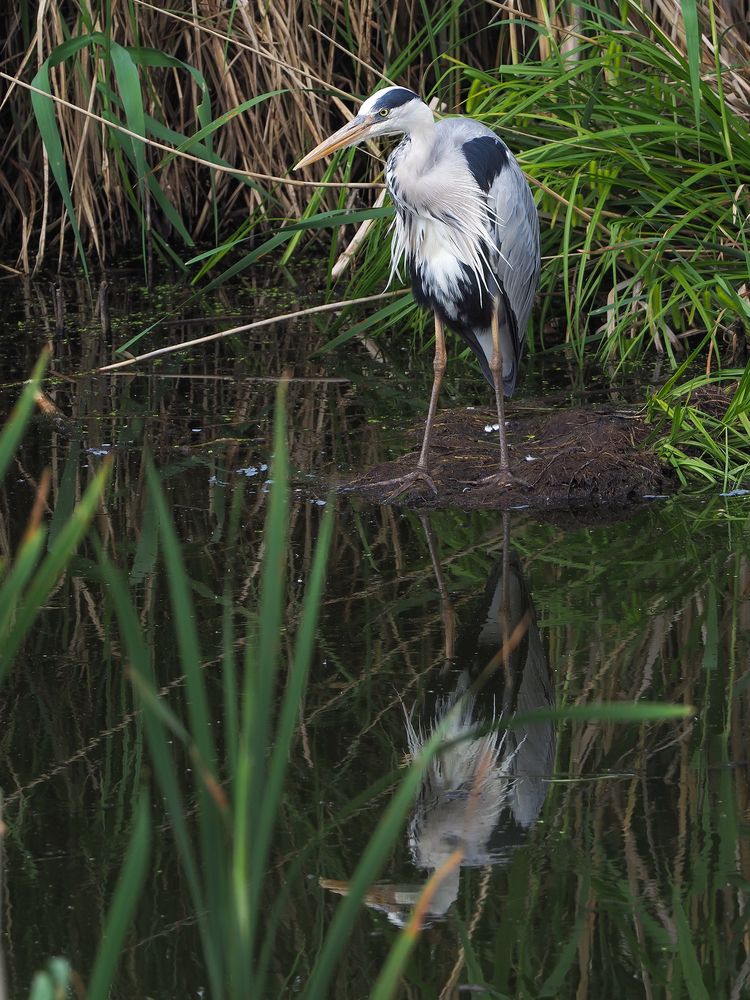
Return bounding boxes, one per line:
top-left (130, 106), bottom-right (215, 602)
top-left (371, 313), bottom-right (445, 500)
top-left (466, 308), bottom-right (528, 489)
top-left (489, 308), bottom-right (511, 471)
top-left (338, 314), bottom-right (447, 502)
top-left (417, 312), bottom-right (447, 470)
top-left (420, 512), bottom-right (456, 663)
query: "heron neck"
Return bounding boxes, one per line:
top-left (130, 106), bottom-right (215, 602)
top-left (402, 105), bottom-right (436, 172)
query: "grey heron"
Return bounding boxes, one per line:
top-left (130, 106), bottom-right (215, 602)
top-left (296, 86), bottom-right (540, 495)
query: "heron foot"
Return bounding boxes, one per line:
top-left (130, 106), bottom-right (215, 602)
top-left (470, 467), bottom-right (529, 490)
top-left (374, 467), bottom-right (438, 502)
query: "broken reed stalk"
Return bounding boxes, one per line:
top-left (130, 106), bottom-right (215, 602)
top-left (96, 292), bottom-right (402, 372)
top-left (331, 189), bottom-right (388, 279)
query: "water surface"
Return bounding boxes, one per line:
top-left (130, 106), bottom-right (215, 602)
top-left (1, 273), bottom-right (748, 998)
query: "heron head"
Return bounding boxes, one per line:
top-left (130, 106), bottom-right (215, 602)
top-left (295, 87), bottom-right (428, 170)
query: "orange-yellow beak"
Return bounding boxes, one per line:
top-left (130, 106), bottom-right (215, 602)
top-left (295, 115), bottom-right (375, 170)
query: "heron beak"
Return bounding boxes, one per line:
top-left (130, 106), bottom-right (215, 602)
top-left (294, 115), bottom-right (375, 170)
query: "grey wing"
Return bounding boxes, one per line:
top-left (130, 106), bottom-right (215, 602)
top-left (489, 155), bottom-right (540, 389)
top-left (428, 120), bottom-right (540, 394)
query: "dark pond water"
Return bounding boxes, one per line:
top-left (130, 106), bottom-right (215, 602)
top-left (1, 272), bottom-right (749, 998)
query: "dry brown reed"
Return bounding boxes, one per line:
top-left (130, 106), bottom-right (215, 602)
top-left (2, 0), bottom-right (748, 272)
top-left (0, 1), bottom-right (500, 270)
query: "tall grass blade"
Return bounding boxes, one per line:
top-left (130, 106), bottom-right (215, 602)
top-left (47, 439), bottom-right (80, 550)
top-left (538, 910), bottom-right (587, 995)
top-left (26, 958), bottom-right (72, 1000)
top-left (246, 381), bottom-right (290, 963)
top-left (0, 530), bottom-right (47, 641)
top-left (673, 891), bottom-right (710, 1000)
top-left (252, 499), bottom-right (333, 988)
top-left (28, 973), bottom-right (54, 1000)
top-left (143, 459), bottom-right (226, 980)
top-left (0, 461), bottom-right (111, 684)
top-left (86, 791), bottom-right (151, 1000)
top-left (129, 490), bottom-right (159, 583)
top-left (315, 293), bottom-right (415, 355)
top-left (509, 701), bottom-right (692, 726)
top-left (145, 460), bottom-right (216, 770)
top-left (100, 550), bottom-right (223, 997)
top-left (29, 65), bottom-right (89, 280)
top-left (680, 0), bottom-right (703, 130)
top-left (0, 352), bottom-right (49, 483)
top-left (220, 484), bottom-right (246, 782)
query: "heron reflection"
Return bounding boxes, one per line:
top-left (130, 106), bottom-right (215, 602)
top-left (321, 515), bottom-right (554, 927)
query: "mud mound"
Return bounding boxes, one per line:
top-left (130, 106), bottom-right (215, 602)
top-left (341, 404), bottom-right (672, 510)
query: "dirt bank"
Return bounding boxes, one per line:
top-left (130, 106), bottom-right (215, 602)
top-left (340, 403), bottom-right (672, 510)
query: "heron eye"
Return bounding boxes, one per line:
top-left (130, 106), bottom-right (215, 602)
top-left (379, 108), bottom-right (390, 118)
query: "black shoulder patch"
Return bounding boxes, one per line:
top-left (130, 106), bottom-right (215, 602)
top-left (372, 87), bottom-right (419, 112)
top-left (462, 136), bottom-right (508, 193)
